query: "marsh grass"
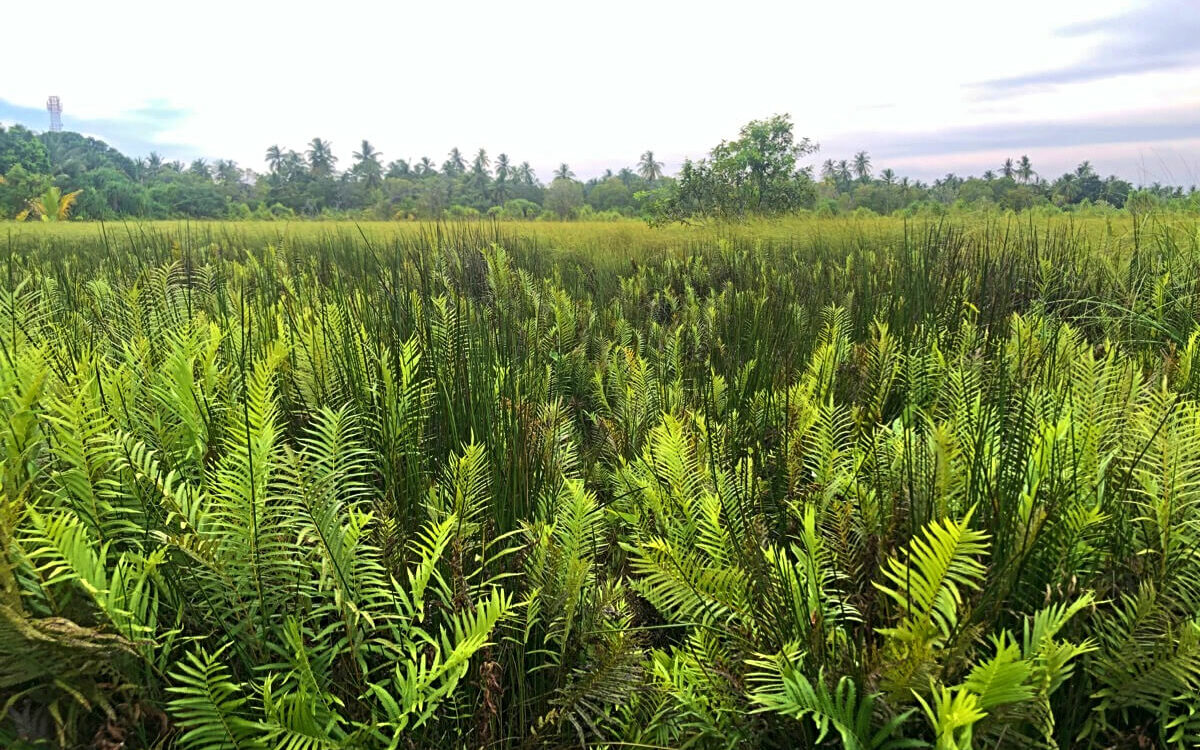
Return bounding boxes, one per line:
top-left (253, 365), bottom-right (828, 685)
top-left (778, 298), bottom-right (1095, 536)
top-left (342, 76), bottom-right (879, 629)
top-left (2, 213), bottom-right (1200, 748)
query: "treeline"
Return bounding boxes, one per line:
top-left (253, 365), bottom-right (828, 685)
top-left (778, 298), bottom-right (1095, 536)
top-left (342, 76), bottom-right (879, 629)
top-left (814, 151), bottom-right (1195, 216)
top-left (1, 119), bottom-right (1196, 221)
top-left (0, 124), bottom-right (669, 221)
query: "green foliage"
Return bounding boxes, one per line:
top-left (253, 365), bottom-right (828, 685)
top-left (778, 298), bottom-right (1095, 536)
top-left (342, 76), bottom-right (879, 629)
top-left (1, 216), bottom-right (1200, 747)
top-left (652, 113), bottom-right (818, 222)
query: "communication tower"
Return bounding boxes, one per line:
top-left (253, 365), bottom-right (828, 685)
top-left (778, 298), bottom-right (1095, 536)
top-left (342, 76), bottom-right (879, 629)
top-left (46, 96), bottom-right (62, 132)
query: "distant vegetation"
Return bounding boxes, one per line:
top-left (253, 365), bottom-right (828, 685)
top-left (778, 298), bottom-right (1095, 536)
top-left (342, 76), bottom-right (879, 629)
top-left (0, 116), bottom-right (1196, 222)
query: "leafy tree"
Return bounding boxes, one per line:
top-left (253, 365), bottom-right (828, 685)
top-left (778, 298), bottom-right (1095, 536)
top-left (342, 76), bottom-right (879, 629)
top-left (544, 177), bottom-right (584, 218)
top-left (0, 124), bottom-right (49, 174)
top-left (502, 197), bottom-right (540, 219)
top-left (587, 177), bottom-right (633, 212)
top-left (651, 113), bottom-right (817, 222)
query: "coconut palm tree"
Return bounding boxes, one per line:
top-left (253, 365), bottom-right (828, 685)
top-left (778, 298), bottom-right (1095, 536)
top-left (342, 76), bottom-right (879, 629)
top-left (443, 148), bottom-right (466, 176)
top-left (266, 145), bottom-right (285, 174)
top-left (214, 160), bottom-right (241, 187)
top-left (387, 159), bottom-right (412, 179)
top-left (554, 163), bottom-right (575, 181)
top-left (189, 159), bottom-right (212, 179)
top-left (836, 160), bottom-right (852, 185)
top-left (417, 157), bottom-right (436, 177)
top-left (880, 168), bottom-right (896, 185)
top-left (852, 151), bottom-right (872, 182)
top-left (1000, 158), bottom-right (1015, 179)
top-left (306, 138), bottom-right (337, 176)
top-left (493, 154), bottom-right (512, 201)
top-left (352, 140), bottom-right (384, 188)
top-left (516, 162), bottom-right (536, 185)
top-left (637, 150), bottom-right (664, 181)
top-left (16, 186), bottom-right (83, 221)
top-left (821, 159), bottom-right (837, 181)
top-left (1017, 155), bottom-right (1034, 184)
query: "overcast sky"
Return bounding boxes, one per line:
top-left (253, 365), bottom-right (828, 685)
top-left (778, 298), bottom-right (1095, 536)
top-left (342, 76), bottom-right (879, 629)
top-left (2, 0), bottom-right (1198, 184)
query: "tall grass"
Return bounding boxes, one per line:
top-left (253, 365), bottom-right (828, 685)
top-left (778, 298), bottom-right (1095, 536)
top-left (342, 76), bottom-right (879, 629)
top-left (2, 214), bottom-right (1200, 748)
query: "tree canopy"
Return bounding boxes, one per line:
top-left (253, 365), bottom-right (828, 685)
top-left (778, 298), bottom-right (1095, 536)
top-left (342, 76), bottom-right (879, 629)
top-left (0, 118), bottom-right (1194, 222)
top-left (650, 114), bottom-right (818, 222)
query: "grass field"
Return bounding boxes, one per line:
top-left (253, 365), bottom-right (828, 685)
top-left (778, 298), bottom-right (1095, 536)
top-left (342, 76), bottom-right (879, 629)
top-left (4, 213), bottom-right (1200, 748)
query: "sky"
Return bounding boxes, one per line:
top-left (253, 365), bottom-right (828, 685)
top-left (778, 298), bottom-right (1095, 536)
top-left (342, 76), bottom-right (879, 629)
top-left (2, 0), bottom-right (1199, 185)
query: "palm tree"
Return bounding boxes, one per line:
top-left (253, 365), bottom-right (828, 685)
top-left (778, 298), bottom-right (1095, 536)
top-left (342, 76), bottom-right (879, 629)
top-left (880, 168), bottom-right (896, 185)
top-left (852, 151), bottom-right (872, 182)
top-left (637, 150), bottom-right (664, 181)
top-left (1017, 155), bottom-right (1034, 184)
top-left (467, 149), bottom-right (492, 197)
top-left (188, 159), bottom-right (212, 179)
top-left (836, 160), bottom-right (852, 185)
top-left (16, 186), bottom-right (83, 221)
top-left (516, 162), bottom-right (536, 185)
top-left (617, 167), bottom-right (636, 186)
top-left (493, 154), bottom-right (512, 202)
top-left (387, 159), bottom-right (412, 179)
top-left (821, 159), bottom-right (837, 181)
top-left (982, 170), bottom-right (996, 181)
top-left (281, 150), bottom-right (304, 178)
top-left (443, 148), bottom-right (465, 176)
top-left (554, 163), bottom-right (575, 181)
top-left (306, 138), bottom-right (337, 176)
top-left (417, 157), bottom-right (436, 177)
top-left (1000, 158), bottom-right (1015, 180)
top-left (352, 140), bottom-right (384, 188)
top-left (494, 154), bottom-right (511, 183)
top-left (266, 145), bottom-right (285, 174)
top-left (215, 160), bottom-right (241, 186)
top-left (1056, 173), bottom-right (1078, 204)
top-left (471, 148), bottom-right (491, 177)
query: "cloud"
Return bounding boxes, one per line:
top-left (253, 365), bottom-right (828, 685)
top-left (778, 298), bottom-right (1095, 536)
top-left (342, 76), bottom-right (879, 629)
top-left (977, 0), bottom-right (1200, 90)
top-left (841, 105), bottom-right (1200, 159)
top-left (0, 98), bottom-right (200, 161)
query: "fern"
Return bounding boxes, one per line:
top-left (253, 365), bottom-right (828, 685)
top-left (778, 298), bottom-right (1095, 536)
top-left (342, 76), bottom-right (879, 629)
top-left (748, 646), bottom-right (919, 750)
top-left (167, 645), bottom-right (266, 750)
top-left (874, 510), bottom-right (990, 694)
